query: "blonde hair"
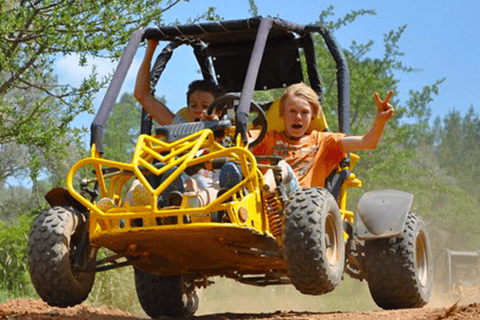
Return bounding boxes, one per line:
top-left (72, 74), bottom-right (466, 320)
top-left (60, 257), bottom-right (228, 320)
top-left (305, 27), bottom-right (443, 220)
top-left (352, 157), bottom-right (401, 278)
top-left (279, 83), bottom-right (321, 119)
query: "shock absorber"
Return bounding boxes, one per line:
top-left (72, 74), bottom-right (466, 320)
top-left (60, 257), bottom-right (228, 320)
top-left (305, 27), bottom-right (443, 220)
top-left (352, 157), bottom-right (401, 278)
top-left (262, 188), bottom-right (283, 238)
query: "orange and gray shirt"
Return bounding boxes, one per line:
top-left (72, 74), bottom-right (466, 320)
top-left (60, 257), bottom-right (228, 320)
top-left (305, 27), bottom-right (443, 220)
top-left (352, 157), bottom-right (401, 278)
top-left (251, 130), bottom-right (346, 188)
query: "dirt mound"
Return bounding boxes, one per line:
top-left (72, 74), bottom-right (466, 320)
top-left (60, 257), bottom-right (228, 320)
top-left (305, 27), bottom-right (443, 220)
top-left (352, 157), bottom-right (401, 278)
top-left (0, 299), bottom-right (140, 320)
top-left (1, 299), bottom-right (480, 320)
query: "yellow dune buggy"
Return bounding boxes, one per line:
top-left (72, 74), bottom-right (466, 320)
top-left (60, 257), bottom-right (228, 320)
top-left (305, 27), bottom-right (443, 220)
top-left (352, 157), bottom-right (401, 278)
top-left (28, 17), bottom-right (433, 318)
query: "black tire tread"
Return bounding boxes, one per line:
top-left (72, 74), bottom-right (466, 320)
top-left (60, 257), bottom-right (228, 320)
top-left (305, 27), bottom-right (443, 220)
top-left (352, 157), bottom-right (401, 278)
top-left (28, 206), bottom-right (95, 307)
top-left (283, 188), bottom-right (344, 295)
top-left (134, 268), bottom-right (198, 318)
top-left (364, 212), bottom-right (433, 309)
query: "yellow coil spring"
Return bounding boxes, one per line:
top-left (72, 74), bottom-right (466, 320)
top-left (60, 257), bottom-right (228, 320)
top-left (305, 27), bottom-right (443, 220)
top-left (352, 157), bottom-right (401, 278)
top-left (262, 191), bottom-right (283, 238)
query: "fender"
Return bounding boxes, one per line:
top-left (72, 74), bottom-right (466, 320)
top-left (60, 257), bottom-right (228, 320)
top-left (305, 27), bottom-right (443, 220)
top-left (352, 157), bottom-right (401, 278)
top-left (45, 187), bottom-right (87, 213)
top-left (355, 190), bottom-right (413, 240)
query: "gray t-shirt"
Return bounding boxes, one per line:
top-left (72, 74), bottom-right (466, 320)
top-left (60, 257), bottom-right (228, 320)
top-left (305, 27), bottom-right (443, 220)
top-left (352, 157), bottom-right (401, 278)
top-left (172, 112), bottom-right (189, 124)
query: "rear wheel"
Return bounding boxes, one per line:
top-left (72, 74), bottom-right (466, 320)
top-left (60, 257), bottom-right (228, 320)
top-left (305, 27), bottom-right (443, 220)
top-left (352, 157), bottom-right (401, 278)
top-left (364, 212), bottom-right (433, 309)
top-left (283, 188), bottom-right (345, 295)
top-left (28, 206), bottom-right (95, 307)
top-left (134, 268), bottom-right (200, 318)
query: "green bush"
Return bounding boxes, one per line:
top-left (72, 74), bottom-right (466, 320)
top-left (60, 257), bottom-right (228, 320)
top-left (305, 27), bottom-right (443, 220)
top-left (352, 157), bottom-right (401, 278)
top-left (0, 215), bottom-right (35, 298)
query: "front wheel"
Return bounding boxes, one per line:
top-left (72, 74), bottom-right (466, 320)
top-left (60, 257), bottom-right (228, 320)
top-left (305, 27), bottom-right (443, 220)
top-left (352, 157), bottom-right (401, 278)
top-left (364, 212), bottom-right (433, 309)
top-left (283, 188), bottom-right (345, 295)
top-left (134, 268), bottom-right (200, 318)
top-left (28, 206), bottom-right (95, 307)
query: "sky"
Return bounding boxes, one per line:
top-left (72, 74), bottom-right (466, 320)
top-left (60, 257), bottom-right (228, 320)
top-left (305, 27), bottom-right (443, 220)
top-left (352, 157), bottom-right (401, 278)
top-left (54, 0), bottom-right (479, 131)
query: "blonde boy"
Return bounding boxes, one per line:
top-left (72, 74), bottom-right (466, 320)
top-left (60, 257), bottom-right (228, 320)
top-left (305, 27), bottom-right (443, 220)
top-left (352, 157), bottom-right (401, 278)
top-left (251, 83), bottom-right (394, 189)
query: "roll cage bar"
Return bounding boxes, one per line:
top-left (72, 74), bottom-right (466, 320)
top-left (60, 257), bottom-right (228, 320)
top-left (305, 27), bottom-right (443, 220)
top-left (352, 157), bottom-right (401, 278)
top-left (90, 16), bottom-right (350, 154)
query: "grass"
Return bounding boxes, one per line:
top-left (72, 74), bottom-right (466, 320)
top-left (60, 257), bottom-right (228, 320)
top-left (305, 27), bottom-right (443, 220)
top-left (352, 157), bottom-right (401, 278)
top-left (197, 275), bottom-right (378, 315)
top-left (85, 256), bottom-right (143, 314)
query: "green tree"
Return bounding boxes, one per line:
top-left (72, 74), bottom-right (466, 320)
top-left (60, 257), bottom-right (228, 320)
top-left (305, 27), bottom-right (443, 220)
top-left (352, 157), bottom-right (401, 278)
top-left (305, 6), bottom-right (480, 255)
top-left (311, 6), bottom-right (440, 184)
top-left (0, 143), bottom-right (29, 183)
top-left (0, 0), bottom-right (186, 185)
top-left (0, 185), bottom-right (36, 222)
top-left (248, 0), bottom-right (259, 16)
top-left (434, 107), bottom-right (480, 203)
top-left (103, 93), bottom-right (142, 162)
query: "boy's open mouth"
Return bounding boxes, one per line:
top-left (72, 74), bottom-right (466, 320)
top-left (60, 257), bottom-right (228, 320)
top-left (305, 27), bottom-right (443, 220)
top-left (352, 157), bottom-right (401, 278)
top-left (291, 124), bottom-right (303, 129)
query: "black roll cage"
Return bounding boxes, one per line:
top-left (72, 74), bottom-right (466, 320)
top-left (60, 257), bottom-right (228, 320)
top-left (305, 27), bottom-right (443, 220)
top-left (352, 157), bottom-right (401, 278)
top-left (90, 16), bottom-right (350, 154)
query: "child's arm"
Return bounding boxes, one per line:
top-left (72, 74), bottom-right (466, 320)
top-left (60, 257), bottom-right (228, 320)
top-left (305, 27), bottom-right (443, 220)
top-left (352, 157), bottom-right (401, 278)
top-left (134, 39), bottom-right (175, 125)
top-left (341, 90), bottom-right (394, 152)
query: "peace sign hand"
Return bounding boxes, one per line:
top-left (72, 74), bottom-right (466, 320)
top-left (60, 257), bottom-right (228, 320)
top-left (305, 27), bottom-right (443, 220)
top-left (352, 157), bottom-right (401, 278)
top-left (374, 90), bottom-right (394, 122)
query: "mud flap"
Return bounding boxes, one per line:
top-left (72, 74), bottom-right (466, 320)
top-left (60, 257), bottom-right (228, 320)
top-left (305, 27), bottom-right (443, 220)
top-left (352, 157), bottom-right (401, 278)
top-left (45, 187), bottom-right (87, 212)
top-left (355, 190), bottom-right (413, 240)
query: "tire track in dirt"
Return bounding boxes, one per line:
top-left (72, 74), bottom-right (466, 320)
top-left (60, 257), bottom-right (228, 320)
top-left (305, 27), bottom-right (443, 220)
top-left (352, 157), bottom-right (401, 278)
top-left (2, 299), bottom-right (480, 320)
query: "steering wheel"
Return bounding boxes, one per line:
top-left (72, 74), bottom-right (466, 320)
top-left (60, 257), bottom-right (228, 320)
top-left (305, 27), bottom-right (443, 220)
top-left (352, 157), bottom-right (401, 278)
top-left (207, 93), bottom-right (267, 148)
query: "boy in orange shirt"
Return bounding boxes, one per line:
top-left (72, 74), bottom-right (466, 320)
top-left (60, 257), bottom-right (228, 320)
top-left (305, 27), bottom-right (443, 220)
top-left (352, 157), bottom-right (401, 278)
top-left (251, 82), bottom-right (394, 190)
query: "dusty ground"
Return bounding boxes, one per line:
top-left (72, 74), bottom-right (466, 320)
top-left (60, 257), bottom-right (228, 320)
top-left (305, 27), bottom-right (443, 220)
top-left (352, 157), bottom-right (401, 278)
top-left (1, 299), bottom-right (480, 320)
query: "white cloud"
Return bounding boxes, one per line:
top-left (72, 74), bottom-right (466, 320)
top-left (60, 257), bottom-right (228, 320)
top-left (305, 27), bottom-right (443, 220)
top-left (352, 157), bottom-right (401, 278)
top-left (54, 52), bottom-right (142, 135)
top-left (54, 53), bottom-right (141, 98)
top-left (55, 54), bottom-right (114, 86)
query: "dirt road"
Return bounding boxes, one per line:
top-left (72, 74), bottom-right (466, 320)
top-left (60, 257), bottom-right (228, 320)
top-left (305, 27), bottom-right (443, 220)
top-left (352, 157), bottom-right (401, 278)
top-left (1, 299), bottom-right (479, 320)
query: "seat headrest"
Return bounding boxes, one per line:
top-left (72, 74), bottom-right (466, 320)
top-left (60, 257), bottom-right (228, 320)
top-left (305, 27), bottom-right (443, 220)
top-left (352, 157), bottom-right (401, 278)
top-left (266, 98), bottom-right (328, 133)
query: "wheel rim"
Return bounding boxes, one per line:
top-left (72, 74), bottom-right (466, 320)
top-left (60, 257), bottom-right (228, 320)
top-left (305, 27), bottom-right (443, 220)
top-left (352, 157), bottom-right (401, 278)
top-left (416, 230), bottom-right (429, 287)
top-left (325, 213), bottom-right (339, 266)
top-left (182, 279), bottom-right (199, 315)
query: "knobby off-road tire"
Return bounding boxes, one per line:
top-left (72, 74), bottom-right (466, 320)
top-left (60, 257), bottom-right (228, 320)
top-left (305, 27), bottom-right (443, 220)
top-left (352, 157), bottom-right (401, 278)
top-left (28, 206), bottom-right (95, 307)
top-left (283, 188), bottom-right (345, 295)
top-left (364, 212), bottom-right (433, 309)
top-left (134, 268), bottom-right (200, 318)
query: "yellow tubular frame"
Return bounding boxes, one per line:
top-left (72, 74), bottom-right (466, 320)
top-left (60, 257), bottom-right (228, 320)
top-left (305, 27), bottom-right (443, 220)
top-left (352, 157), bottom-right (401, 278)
top-left (66, 128), bottom-right (265, 241)
top-left (336, 153), bottom-right (362, 240)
